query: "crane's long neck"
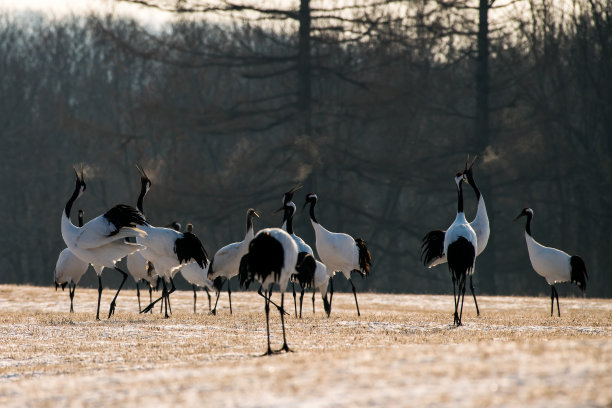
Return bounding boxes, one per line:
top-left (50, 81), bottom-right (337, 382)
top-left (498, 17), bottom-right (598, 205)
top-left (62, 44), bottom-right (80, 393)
top-left (309, 200), bottom-right (318, 224)
top-left (286, 209), bottom-right (294, 235)
top-left (64, 182), bottom-right (81, 218)
top-left (523, 213), bottom-right (533, 237)
top-left (78, 211), bottom-right (84, 228)
top-left (456, 181), bottom-right (464, 214)
top-left (137, 182), bottom-right (148, 213)
top-left (245, 215), bottom-right (255, 241)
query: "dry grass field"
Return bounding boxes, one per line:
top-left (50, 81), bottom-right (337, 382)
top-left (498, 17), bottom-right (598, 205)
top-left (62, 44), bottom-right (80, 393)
top-left (0, 284), bottom-right (610, 407)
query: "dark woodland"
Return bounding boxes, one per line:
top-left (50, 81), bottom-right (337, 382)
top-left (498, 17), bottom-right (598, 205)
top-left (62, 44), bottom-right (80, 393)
top-left (1, 0), bottom-right (610, 298)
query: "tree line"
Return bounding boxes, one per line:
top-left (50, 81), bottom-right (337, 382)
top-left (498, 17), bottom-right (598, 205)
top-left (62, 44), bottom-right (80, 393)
top-left (0, 0), bottom-right (610, 297)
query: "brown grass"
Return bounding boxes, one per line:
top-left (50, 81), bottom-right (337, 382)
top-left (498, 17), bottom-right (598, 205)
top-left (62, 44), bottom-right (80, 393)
top-left (0, 284), bottom-right (610, 407)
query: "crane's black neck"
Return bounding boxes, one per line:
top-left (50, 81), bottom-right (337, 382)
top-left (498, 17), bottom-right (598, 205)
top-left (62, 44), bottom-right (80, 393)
top-left (456, 181), bottom-right (464, 214)
top-left (78, 211), bottom-right (84, 227)
top-left (524, 213), bottom-right (533, 236)
top-left (64, 180), bottom-right (81, 219)
top-left (246, 214), bottom-right (254, 234)
top-left (137, 180), bottom-right (148, 214)
top-left (285, 207), bottom-right (294, 234)
top-left (308, 200), bottom-right (318, 224)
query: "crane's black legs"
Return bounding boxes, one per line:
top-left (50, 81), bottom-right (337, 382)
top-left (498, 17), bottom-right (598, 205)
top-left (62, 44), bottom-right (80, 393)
top-left (192, 284), bottom-right (198, 313)
top-left (205, 287), bottom-right (212, 312)
top-left (228, 283), bottom-right (232, 314)
top-left (148, 286), bottom-right (153, 313)
top-left (457, 275), bottom-right (467, 326)
top-left (551, 285), bottom-right (561, 317)
top-left (349, 279), bottom-right (361, 317)
top-left (69, 282), bottom-right (76, 313)
top-left (452, 275), bottom-right (459, 326)
top-left (263, 288), bottom-right (273, 356)
top-left (136, 281), bottom-right (142, 312)
top-left (256, 286), bottom-right (289, 316)
top-left (292, 283), bottom-right (298, 318)
top-left (96, 275), bottom-right (103, 320)
top-left (469, 275), bottom-right (480, 316)
top-left (312, 290), bottom-right (316, 314)
top-left (299, 288), bottom-right (305, 319)
top-left (108, 267), bottom-right (128, 319)
top-left (211, 277), bottom-right (226, 315)
top-left (328, 278), bottom-right (334, 317)
top-left (140, 279), bottom-right (173, 317)
top-left (277, 291), bottom-right (291, 353)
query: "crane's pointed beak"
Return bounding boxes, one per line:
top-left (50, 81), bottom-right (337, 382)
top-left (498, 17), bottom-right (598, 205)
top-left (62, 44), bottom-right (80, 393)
top-left (253, 211), bottom-right (260, 218)
top-left (273, 206), bottom-right (284, 214)
top-left (513, 213), bottom-right (523, 222)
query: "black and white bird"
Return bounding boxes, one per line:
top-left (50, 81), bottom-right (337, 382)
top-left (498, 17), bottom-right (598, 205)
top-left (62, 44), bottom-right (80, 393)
top-left (514, 207), bottom-right (588, 317)
top-left (132, 166), bottom-right (209, 318)
top-left (179, 223), bottom-right (214, 313)
top-left (421, 156), bottom-right (489, 315)
top-left (126, 164), bottom-right (159, 312)
top-left (303, 193), bottom-right (371, 317)
top-left (207, 208), bottom-right (259, 315)
top-left (444, 172), bottom-right (477, 326)
top-left (61, 167), bottom-right (147, 320)
top-left (55, 209), bottom-right (90, 313)
top-left (277, 195), bottom-right (325, 318)
top-left (238, 227), bottom-right (298, 355)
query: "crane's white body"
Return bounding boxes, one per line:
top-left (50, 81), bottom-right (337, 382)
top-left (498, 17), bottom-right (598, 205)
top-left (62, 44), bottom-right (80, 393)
top-left (208, 227), bottom-right (255, 281)
top-left (311, 221), bottom-right (359, 279)
top-left (54, 248), bottom-right (89, 286)
top-left (180, 261), bottom-right (213, 290)
top-left (313, 260), bottom-right (330, 297)
top-left (137, 225), bottom-right (196, 282)
top-left (61, 211), bottom-right (145, 275)
top-left (126, 251), bottom-right (158, 286)
top-left (524, 232), bottom-right (572, 285)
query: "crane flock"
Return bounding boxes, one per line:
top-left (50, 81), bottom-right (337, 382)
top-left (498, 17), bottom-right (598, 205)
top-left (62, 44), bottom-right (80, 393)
top-left (57, 156), bottom-right (589, 353)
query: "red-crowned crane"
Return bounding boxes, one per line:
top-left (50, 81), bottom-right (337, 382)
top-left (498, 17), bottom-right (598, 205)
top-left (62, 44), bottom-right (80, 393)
top-left (514, 207), bottom-right (588, 317)
top-left (179, 223), bottom-right (214, 313)
top-left (238, 228), bottom-right (299, 355)
top-left (303, 193), bottom-right (371, 317)
top-left (444, 172), bottom-right (477, 326)
top-left (55, 209), bottom-right (89, 313)
top-left (126, 164), bottom-right (159, 312)
top-left (421, 156), bottom-right (489, 315)
top-left (131, 168), bottom-right (209, 318)
top-left (207, 208), bottom-right (260, 315)
top-left (61, 167), bottom-right (147, 320)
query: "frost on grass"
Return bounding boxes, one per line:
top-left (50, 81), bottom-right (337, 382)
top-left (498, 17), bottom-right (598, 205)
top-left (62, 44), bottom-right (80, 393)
top-left (0, 285), bottom-right (609, 407)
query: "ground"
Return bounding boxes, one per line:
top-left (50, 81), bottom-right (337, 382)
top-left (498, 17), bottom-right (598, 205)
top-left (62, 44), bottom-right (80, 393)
top-left (0, 284), bottom-right (610, 407)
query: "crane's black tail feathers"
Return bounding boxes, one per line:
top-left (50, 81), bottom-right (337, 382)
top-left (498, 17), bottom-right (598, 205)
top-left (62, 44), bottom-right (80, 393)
top-left (238, 254), bottom-right (253, 290)
top-left (174, 232), bottom-right (209, 268)
top-left (570, 256), bottom-right (588, 292)
top-left (355, 238), bottom-right (371, 277)
top-left (421, 230), bottom-right (445, 266)
top-left (245, 232), bottom-right (285, 283)
top-left (213, 276), bottom-right (225, 292)
top-left (446, 237), bottom-right (475, 281)
top-left (293, 252), bottom-right (316, 288)
top-left (104, 204), bottom-right (147, 236)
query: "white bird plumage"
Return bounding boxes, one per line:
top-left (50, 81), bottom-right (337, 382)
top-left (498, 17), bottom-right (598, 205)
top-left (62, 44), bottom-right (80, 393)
top-left (303, 193), bottom-right (371, 317)
top-left (443, 172), bottom-right (477, 326)
top-left (514, 207), bottom-right (588, 317)
top-left (61, 168), bottom-right (147, 320)
top-left (178, 223), bottom-right (213, 313)
top-left (207, 208), bottom-right (259, 315)
top-left (421, 156), bottom-right (489, 315)
top-left (55, 209), bottom-right (89, 313)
